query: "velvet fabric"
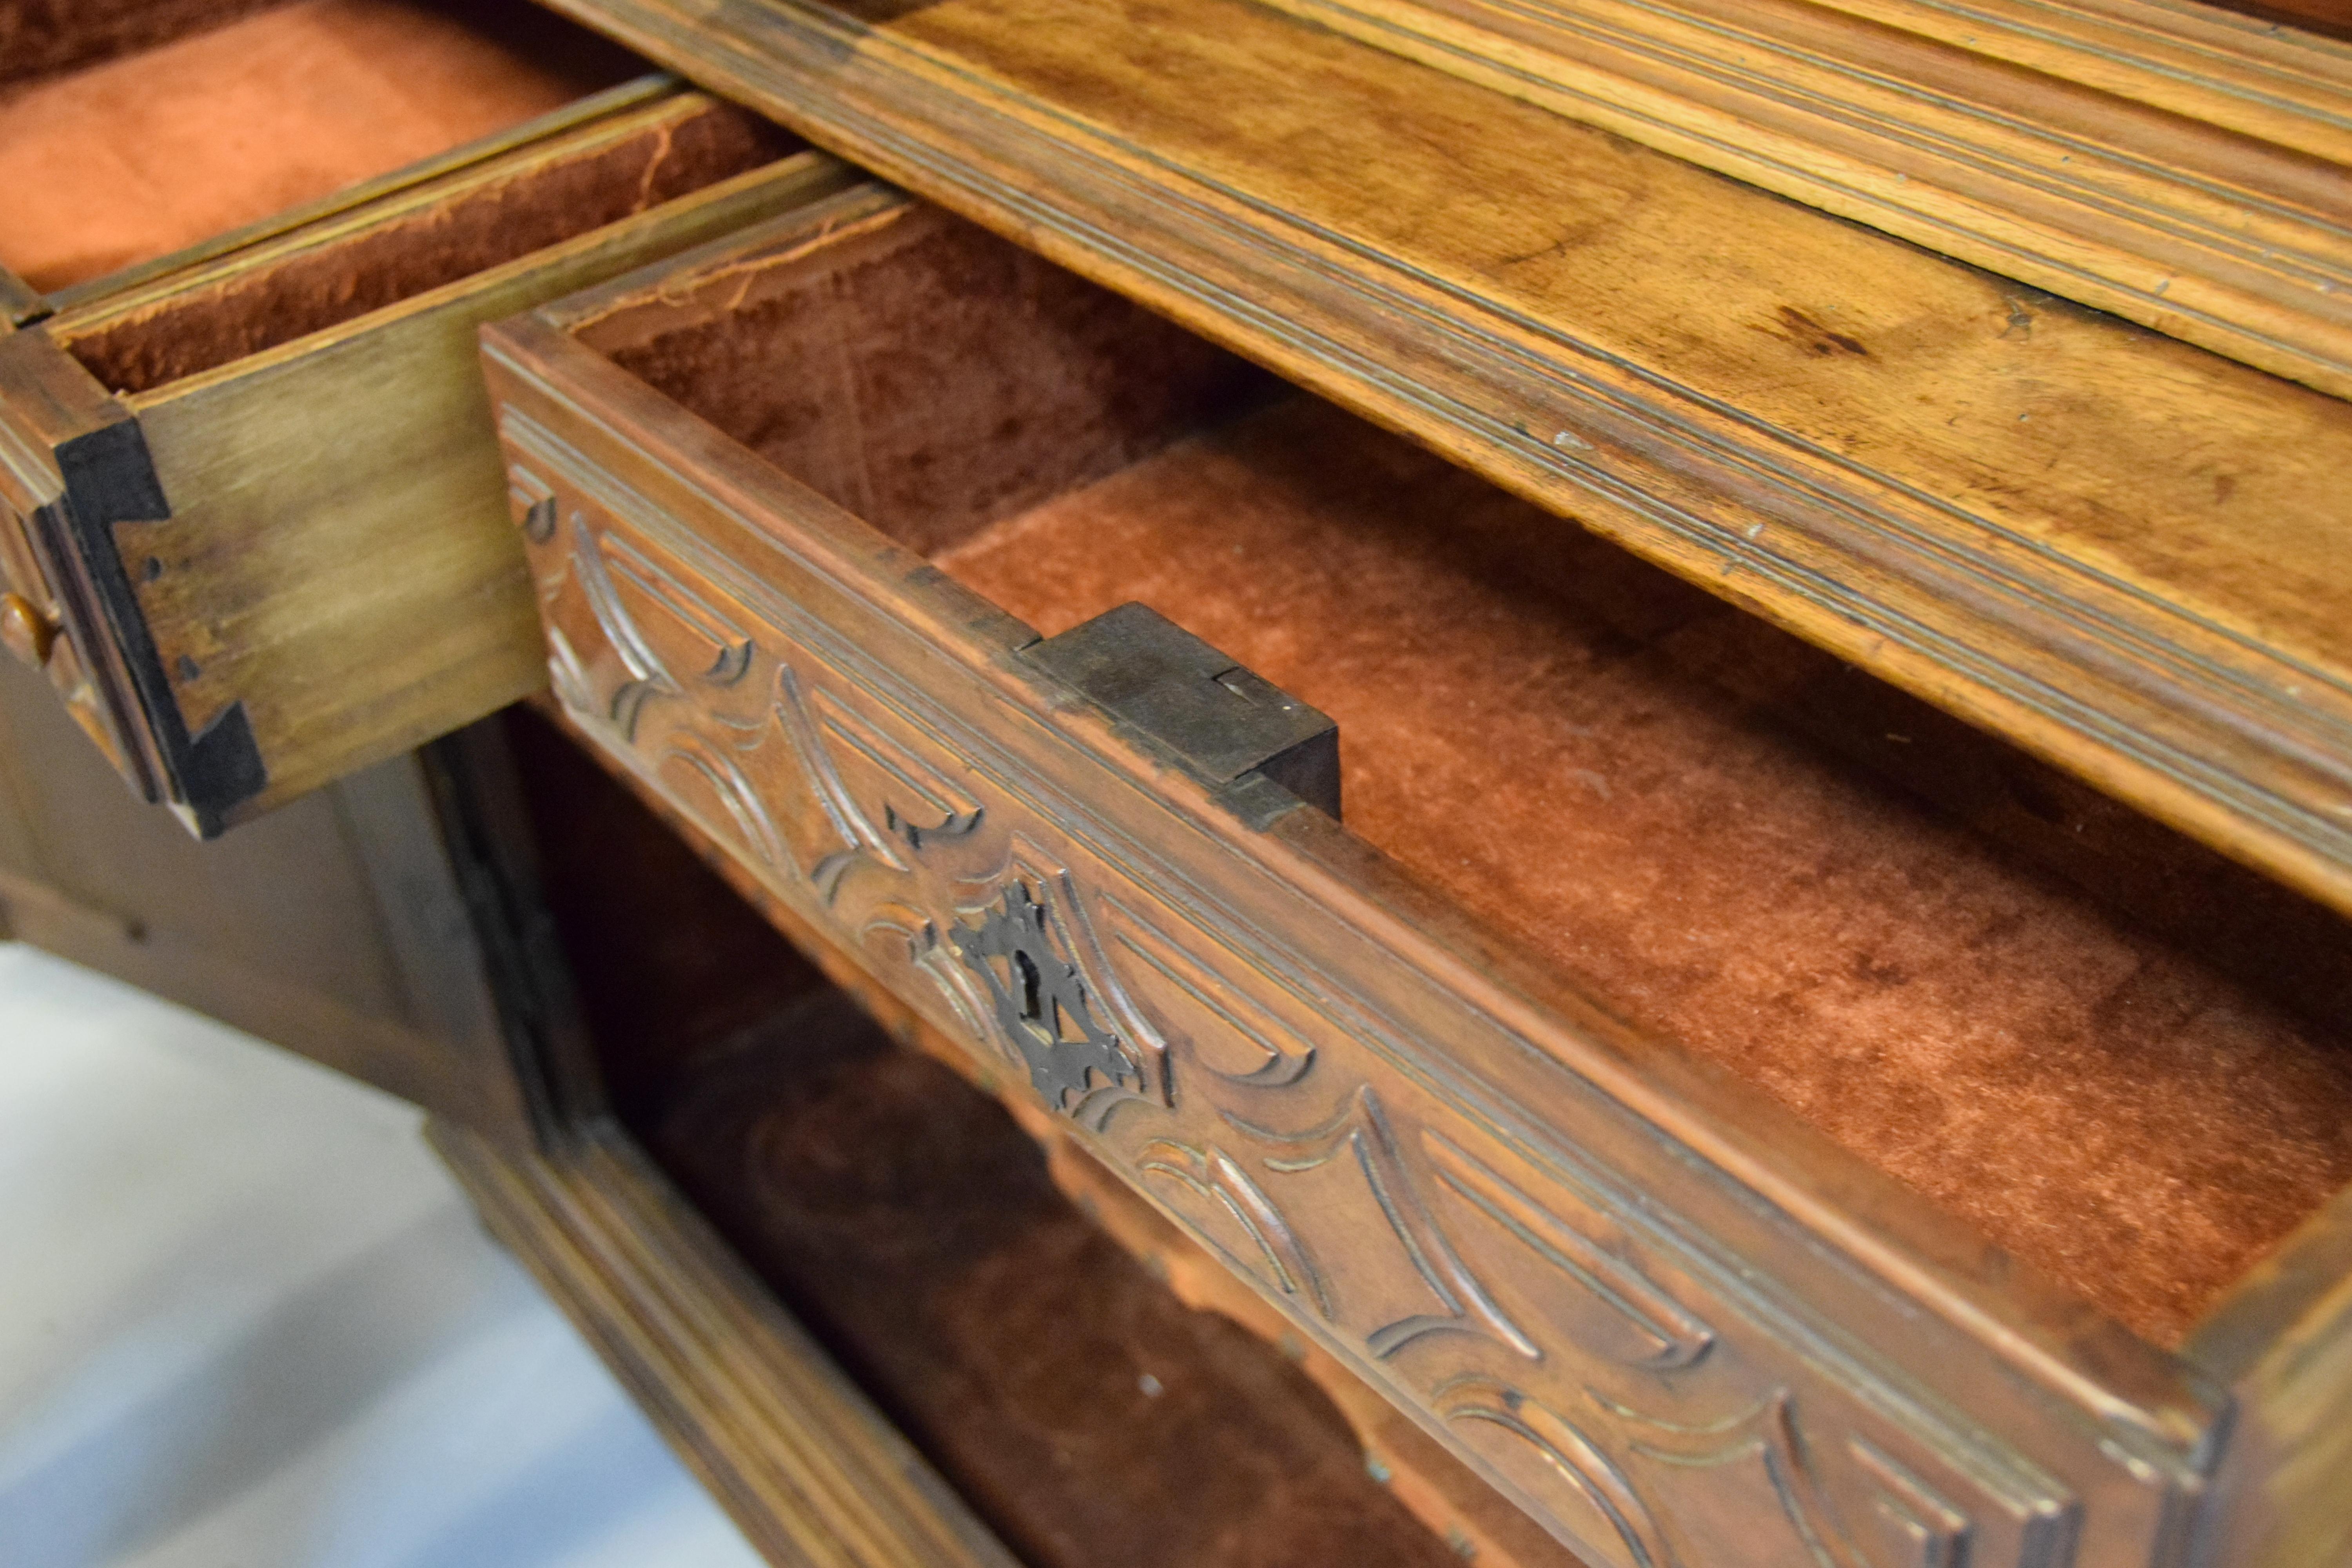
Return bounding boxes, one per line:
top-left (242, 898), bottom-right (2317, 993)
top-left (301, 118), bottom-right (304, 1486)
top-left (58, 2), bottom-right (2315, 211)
top-left (653, 987), bottom-right (1466, 1568)
top-left (932, 397), bottom-right (2352, 1346)
top-left (67, 102), bottom-right (791, 393)
top-left (602, 209), bottom-right (1269, 557)
top-left (0, 0), bottom-right (640, 294)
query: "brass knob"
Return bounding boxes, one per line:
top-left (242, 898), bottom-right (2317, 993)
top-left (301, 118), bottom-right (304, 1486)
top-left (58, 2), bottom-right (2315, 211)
top-left (1, 592), bottom-right (58, 670)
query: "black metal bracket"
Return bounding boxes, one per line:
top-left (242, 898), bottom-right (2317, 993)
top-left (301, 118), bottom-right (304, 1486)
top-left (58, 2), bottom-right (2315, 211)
top-left (54, 419), bottom-right (267, 834)
top-left (1021, 600), bottom-right (1339, 828)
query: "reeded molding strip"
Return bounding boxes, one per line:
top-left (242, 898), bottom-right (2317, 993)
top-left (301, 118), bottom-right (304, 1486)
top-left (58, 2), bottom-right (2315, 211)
top-left (1258, 0), bottom-right (2352, 399)
top-left (434, 1122), bottom-right (1025, 1568)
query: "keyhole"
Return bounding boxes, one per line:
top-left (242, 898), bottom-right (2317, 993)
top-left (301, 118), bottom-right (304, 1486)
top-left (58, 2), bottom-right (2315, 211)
top-left (1014, 949), bottom-right (1044, 1024)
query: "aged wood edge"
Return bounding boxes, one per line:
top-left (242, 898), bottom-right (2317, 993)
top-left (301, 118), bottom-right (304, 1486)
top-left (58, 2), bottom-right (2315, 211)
top-left (479, 312), bottom-right (2229, 1463)
top-left (1250, 0), bottom-right (2352, 399)
top-left (2182, 1179), bottom-right (2352, 1568)
top-left (2180, 1183), bottom-right (2352, 1568)
top-left (1827, 0), bottom-right (2352, 117)
top-left (0, 357), bottom-right (163, 804)
top-left (430, 1118), bottom-right (1026, 1568)
top-left (51, 420), bottom-right (267, 834)
top-left (533, 0), bottom-right (2352, 926)
top-left (528, 176), bottom-right (908, 336)
top-left (411, 720), bottom-right (607, 1150)
top-left (39, 72), bottom-right (688, 324)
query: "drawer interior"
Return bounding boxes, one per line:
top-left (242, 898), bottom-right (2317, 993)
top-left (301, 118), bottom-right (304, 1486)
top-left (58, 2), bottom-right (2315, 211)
top-left (496, 706), bottom-right (1532, 1568)
top-left (570, 200), bottom-right (2352, 1350)
top-left (55, 94), bottom-right (799, 396)
top-left (0, 0), bottom-right (643, 294)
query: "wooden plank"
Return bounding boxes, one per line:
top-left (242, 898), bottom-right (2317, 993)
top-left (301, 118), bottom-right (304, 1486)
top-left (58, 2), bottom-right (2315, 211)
top-left (541, 0), bottom-right (2352, 919)
top-left (432, 1118), bottom-right (1026, 1568)
top-left (1251, 0), bottom-right (2352, 396)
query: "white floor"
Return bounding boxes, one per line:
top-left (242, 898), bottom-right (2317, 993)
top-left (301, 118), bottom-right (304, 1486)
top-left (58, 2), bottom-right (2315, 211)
top-left (0, 942), bottom-right (767, 1568)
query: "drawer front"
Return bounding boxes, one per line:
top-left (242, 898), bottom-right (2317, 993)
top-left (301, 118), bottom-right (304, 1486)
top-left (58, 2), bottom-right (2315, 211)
top-left (0, 102), bottom-right (849, 835)
top-left (486, 323), bottom-right (2222, 1568)
top-left (0, 335), bottom-right (163, 798)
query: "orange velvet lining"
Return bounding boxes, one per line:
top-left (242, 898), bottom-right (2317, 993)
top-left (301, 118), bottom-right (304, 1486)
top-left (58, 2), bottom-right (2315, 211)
top-left (67, 103), bottom-right (794, 393)
top-left (0, 0), bottom-right (639, 294)
top-left (937, 397), bottom-right (2352, 1346)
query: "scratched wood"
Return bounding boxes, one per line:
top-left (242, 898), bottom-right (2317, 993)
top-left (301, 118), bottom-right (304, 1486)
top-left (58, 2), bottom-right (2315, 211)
top-left (541, 0), bottom-right (2352, 925)
top-left (479, 215), bottom-right (2253, 1564)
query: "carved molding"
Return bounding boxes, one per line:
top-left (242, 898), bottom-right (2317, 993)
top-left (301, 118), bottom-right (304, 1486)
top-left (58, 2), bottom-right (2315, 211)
top-left (503, 421), bottom-right (2094, 1568)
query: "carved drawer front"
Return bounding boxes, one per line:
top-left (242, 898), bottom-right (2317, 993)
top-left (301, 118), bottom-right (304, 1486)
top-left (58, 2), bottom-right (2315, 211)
top-left (484, 189), bottom-right (2249, 1568)
top-left (0, 46), bottom-right (860, 835)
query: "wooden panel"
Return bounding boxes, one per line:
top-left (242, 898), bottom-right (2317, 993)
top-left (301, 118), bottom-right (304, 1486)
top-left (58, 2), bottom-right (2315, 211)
top-left (540, 0), bottom-right (2352, 921)
top-left (0, 652), bottom-right (534, 1138)
top-left (1248, 0), bottom-right (2352, 397)
top-left (484, 308), bottom-right (2229, 1568)
top-left (433, 1119), bottom-right (1024, 1568)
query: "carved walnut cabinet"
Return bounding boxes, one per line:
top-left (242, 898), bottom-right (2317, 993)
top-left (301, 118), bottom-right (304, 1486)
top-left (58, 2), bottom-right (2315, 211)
top-left (4, 2), bottom-right (2351, 1567)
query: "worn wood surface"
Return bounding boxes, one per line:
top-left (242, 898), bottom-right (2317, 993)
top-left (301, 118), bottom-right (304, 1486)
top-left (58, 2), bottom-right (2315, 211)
top-left (433, 1118), bottom-right (1025, 1568)
top-left (485, 255), bottom-right (2233, 1568)
top-left (1253, 0), bottom-right (2352, 397)
top-left (1028, 1114), bottom-right (1592, 1568)
top-left (544, 0), bottom-right (2352, 920)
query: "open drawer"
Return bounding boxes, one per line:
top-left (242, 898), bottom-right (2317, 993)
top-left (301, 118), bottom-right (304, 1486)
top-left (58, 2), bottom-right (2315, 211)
top-left (482, 187), bottom-right (2352, 1568)
top-left (446, 704), bottom-right (1583, 1568)
top-left (0, 4), bottom-right (859, 834)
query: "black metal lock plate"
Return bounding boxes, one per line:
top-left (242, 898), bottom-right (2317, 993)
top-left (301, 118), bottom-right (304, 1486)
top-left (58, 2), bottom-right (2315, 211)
top-left (1021, 600), bottom-right (1339, 824)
